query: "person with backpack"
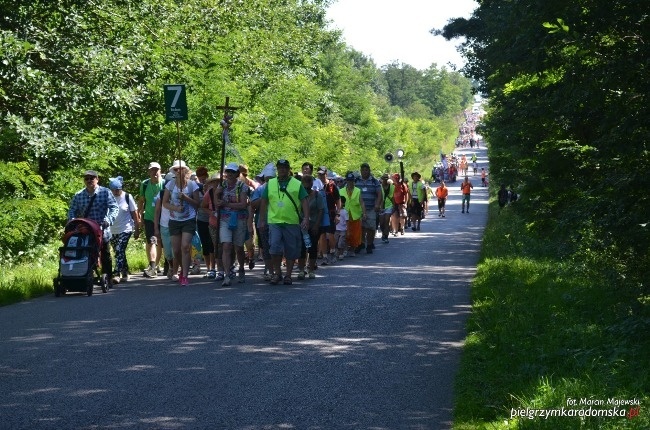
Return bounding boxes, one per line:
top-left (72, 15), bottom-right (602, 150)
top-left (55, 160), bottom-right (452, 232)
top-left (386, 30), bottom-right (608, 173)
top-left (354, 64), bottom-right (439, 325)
top-left (108, 176), bottom-right (140, 284)
top-left (213, 162), bottom-right (250, 286)
top-left (137, 162), bottom-right (165, 278)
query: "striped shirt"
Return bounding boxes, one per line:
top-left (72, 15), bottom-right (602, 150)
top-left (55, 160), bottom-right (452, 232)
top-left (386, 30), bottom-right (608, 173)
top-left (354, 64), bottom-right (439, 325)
top-left (355, 175), bottom-right (381, 210)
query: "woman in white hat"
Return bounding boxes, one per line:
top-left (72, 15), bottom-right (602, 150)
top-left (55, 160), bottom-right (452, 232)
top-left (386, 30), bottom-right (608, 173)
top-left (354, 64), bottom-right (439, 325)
top-left (162, 161), bottom-right (200, 286)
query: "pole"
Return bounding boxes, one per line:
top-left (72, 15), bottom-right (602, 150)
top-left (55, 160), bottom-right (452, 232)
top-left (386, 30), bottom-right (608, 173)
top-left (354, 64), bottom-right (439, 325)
top-left (214, 96), bottom-right (240, 238)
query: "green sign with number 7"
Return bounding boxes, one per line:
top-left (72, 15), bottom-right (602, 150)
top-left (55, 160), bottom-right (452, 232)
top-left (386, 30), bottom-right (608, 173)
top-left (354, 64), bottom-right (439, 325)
top-left (163, 84), bottom-right (188, 121)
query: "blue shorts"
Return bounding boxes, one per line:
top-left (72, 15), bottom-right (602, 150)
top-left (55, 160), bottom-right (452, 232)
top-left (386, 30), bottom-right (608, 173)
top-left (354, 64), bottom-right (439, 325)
top-left (268, 224), bottom-right (302, 260)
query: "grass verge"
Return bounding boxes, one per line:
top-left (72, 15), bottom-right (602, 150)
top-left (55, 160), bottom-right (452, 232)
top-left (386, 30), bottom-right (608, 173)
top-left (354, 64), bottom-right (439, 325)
top-left (454, 202), bottom-right (649, 429)
top-left (0, 238), bottom-right (149, 306)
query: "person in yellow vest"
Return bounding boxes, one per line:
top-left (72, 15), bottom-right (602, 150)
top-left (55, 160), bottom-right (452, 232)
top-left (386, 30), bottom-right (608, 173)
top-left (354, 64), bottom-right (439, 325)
top-left (379, 173), bottom-right (394, 243)
top-left (410, 172), bottom-right (426, 231)
top-left (342, 172), bottom-right (366, 257)
top-left (259, 159), bottom-right (310, 285)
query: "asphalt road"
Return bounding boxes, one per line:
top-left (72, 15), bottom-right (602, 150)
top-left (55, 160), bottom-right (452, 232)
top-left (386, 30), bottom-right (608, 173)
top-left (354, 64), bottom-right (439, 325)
top-left (0, 147), bottom-right (489, 430)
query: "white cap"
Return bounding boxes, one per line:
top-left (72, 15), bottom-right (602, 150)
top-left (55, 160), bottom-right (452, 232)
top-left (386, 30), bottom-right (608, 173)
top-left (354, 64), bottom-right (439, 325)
top-left (148, 162), bottom-right (161, 170)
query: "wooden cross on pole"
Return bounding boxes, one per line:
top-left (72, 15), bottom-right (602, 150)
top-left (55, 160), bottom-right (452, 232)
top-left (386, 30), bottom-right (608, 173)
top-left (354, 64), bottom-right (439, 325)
top-left (215, 96), bottom-right (240, 177)
top-left (214, 96), bottom-right (240, 234)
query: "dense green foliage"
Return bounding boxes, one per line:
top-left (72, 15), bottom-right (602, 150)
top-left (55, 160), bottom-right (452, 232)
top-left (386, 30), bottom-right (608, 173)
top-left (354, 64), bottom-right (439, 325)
top-left (438, 0), bottom-right (649, 427)
top-left (0, 0), bottom-right (472, 263)
top-left (455, 204), bottom-right (648, 429)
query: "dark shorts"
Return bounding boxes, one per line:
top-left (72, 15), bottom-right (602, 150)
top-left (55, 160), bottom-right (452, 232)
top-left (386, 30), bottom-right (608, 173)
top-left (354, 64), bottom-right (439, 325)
top-left (411, 200), bottom-right (423, 218)
top-left (324, 212), bottom-right (336, 234)
top-left (144, 219), bottom-right (157, 244)
top-left (438, 198), bottom-right (446, 209)
top-left (169, 219), bottom-right (196, 236)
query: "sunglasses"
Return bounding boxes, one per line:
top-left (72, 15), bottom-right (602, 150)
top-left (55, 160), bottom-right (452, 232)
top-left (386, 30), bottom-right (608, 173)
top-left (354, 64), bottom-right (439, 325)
top-left (84, 176), bottom-right (97, 181)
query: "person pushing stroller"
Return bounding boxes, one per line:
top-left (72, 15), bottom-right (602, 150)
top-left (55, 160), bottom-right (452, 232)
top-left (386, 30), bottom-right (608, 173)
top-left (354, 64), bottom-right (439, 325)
top-left (67, 170), bottom-right (119, 288)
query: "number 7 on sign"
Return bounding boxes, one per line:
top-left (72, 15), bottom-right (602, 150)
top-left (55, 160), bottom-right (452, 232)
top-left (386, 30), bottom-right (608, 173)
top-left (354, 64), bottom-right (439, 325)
top-left (163, 84), bottom-right (188, 121)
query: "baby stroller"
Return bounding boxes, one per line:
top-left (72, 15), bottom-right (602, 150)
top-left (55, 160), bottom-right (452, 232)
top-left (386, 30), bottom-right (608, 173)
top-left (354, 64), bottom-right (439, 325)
top-left (53, 218), bottom-right (109, 296)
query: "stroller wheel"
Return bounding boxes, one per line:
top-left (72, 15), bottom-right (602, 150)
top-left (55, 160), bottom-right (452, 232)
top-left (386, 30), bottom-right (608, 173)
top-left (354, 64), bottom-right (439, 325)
top-left (100, 274), bottom-right (109, 293)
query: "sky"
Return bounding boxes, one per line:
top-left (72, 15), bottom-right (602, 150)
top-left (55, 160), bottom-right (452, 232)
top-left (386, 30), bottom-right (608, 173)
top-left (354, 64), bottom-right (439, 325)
top-left (325, 0), bottom-right (478, 70)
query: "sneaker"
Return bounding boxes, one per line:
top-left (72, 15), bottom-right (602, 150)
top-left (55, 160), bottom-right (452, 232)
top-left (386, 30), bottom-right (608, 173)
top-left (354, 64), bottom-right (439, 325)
top-left (338, 255), bottom-right (344, 261)
top-left (297, 269), bottom-right (306, 280)
top-left (264, 273), bottom-right (272, 282)
top-left (320, 258), bottom-right (329, 266)
top-left (229, 268), bottom-right (236, 279)
top-left (411, 226), bottom-right (417, 231)
top-left (156, 265), bottom-right (163, 274)
top-left (366, 247), bottom-right (373, 254)
top-left (205, 270), bottom-right (216, 279)
top-left (112, 276), bottom-right (121, 285)
top-left (381, 238), bottom-right (389, 244)
top-left (328, 253), bottom-right (337, 264)
top-left (190, 264), bottom-right (201, 275)
top-left (221, 277), bottom-right (231, 287)
top-left (248, 259), bottom-right (255, 270)
top-left (308, 270), bottom-right (316, 279)
top-left (462, 210), bottom-right (465, 213)
top-left (144, 266), bottom-right (158, 278)
top-left (180, 275), bottom-right (189, 286)
top-left (238, 270), bottom-right (245, 283)
top-left (270, 274), bottom-right (281, 285)
top-left (283, 275), bottom-right (293, 285)
top-left (171, 275), bottom-right (179, 282)
top-left (120, 273), bottom-right (129, 283)
top-left (215, 271), bottom-right (225, 281)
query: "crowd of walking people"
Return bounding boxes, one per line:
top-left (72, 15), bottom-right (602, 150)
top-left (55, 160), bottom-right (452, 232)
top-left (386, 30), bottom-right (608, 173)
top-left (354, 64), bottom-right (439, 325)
top-left (66, 108), bottom-right (494, 289)
top-left (69, 157), bottom-right (490, 288)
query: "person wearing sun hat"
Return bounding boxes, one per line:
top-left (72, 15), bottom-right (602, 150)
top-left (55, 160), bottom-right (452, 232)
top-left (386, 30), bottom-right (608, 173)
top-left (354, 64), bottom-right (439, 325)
top-left (162, 160), bottom-right (200, 286)
top-left (138, 161), bottom-right (164, 278)
top-left (154, 169), bottom-right (177, 279)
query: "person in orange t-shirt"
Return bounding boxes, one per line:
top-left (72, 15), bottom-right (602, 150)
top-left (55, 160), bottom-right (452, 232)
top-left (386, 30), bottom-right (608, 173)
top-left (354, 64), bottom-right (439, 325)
top-left (460, 176), bottom-right (474, 213)
top-left (435, 181), bottom-right (449, 217)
